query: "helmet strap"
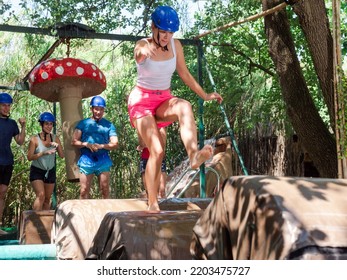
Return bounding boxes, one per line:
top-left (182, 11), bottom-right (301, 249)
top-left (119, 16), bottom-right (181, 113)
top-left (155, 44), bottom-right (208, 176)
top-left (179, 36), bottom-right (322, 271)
top-left (40, 123), bottom-right (53, 141)
top-left (153, 32), bottom-right (168, 52)
top-left (39, 132), bottom-right (53, 142)
top-left (39, 131), bottom-right (47, 141)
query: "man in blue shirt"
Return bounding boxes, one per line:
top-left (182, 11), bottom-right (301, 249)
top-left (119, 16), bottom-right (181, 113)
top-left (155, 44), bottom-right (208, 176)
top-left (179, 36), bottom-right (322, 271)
top-left (0, 93), bottom-right (26, 226)
top-left (72, 96), bottom-right (118, 199)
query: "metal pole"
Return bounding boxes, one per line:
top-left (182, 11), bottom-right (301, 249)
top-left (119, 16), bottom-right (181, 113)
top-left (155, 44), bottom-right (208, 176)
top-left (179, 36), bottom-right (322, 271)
top-left (202, 54), bottom-right (248, 175)
top-left (197, 41), bottom-right (206, 197)
top-left (51, 102), bottom-right (58, 209)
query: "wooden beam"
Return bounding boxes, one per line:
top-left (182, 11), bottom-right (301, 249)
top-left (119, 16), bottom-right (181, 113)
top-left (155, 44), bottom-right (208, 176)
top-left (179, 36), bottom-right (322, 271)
top-left (194, 2), bottom-right (288, 40)
top-left (332, 0), bottom-right (346, 178)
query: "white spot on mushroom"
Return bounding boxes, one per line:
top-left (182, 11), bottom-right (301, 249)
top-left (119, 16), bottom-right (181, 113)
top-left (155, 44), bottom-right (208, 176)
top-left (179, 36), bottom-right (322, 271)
top-left (55, 66), bottom-right (64, 75)
top-left (99, 72), bottom-right (103, 80)
top-left (66, 62), bottom-right (73, 67)
top-left (93, 72), bottom-right (97, 77)
top-left (91, 65), bottom-right (97, 70)
top-left (80, 59), bottom-right (89, 65)
top-left (76, 67), bottom-right (84, 75)
top-left (41, 71), bottom-right (49, 80)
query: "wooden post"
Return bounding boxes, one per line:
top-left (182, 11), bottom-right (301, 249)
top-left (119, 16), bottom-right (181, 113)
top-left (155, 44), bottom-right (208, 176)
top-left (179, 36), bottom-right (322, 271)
top-left (332, 0), bottom-right (346, 178)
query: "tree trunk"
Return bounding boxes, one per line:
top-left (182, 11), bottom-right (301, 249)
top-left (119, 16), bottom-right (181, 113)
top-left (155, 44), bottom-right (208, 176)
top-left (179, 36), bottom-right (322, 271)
top-left (262, 0), bottom-right (337, 178)
top-left (292, 0), bottom-right (335, 129)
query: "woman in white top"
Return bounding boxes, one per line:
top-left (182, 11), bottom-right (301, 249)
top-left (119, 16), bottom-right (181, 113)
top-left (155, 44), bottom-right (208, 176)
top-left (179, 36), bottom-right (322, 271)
top-left (27, 112), bottom-right (64, 210)
top-left (127, 6), bottom-right (223, 211)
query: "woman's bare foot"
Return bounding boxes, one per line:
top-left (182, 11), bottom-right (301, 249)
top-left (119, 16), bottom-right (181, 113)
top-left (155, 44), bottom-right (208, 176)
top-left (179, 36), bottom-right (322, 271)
top-left (147, 203), bottom-right (160, 212)
top-left (190, 145), bottom-right (213, 169)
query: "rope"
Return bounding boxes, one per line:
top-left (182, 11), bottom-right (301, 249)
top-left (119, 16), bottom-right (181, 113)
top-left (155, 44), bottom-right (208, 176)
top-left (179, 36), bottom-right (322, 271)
top-left (194, 2), bottom-right (288, 40)
top-left (202, 54), bottom-right (249, 175)
top-left (22, 38), bottom-right (63, 82)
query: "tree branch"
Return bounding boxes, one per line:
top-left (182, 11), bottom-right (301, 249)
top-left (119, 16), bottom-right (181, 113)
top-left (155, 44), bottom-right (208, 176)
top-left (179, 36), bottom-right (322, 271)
top-left (211, 42), bottom-right (275, 76)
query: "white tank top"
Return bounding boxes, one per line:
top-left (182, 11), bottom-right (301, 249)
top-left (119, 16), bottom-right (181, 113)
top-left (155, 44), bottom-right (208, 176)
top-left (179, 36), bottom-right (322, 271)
top-left (31, 134), bottom-right (56, 171)
top-left (136, 38), bottom-right (176, 90)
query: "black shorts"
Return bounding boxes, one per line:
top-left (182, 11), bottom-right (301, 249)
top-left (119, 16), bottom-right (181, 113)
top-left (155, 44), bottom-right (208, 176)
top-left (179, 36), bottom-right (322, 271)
top-left (0, 165), bottom-right (14, 185)
top-left (140, 157), bottom-right (166, 174)
top-left (29, 165), bottom-right (56, 184)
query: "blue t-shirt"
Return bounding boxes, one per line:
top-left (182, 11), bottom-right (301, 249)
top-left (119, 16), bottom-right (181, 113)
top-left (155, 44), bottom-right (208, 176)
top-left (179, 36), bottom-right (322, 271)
top-left (76, 117), bottom-right (117, 157)
top-left (0, 118), bottom-right (20, 165)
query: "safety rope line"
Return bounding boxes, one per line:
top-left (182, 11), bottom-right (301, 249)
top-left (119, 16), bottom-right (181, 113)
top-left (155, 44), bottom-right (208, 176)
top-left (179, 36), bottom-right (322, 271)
top-left (202, 53), bottom-right (249, 175)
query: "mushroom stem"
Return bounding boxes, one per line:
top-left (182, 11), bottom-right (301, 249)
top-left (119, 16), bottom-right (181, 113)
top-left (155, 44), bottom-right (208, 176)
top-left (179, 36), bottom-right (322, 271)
top-left (28, 57), bottom-right (107, 183)
top-left (59, 86), bottom-right (83, 182)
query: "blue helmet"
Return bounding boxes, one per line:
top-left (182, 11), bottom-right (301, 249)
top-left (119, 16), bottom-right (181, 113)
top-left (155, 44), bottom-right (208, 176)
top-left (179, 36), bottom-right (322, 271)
top-left (38, 112), bottom-right (55, 123)
top-left (0, 92), bottom-right (13, 104)
top-left (90, 96), bottom-right (106, 108)
top-left (151, 6), bottom-right (179, 32)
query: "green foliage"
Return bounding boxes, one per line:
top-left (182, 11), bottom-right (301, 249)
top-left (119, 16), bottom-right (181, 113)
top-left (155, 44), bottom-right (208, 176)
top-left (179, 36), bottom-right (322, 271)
top-left (187, 0), bottom-right (288, 134)
top-left (0, 0), bottom-right (346, 225)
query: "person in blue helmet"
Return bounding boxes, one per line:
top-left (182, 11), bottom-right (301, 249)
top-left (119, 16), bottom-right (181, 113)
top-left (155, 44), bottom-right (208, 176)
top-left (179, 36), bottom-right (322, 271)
top-left (127, 6), bottom-right (223, 211)
top-left (27, 112), bottom-right (64, 210)
top-left (0, 92), bottom-right (26, 226)
top-left (72, 96), bottom-right (118, 199)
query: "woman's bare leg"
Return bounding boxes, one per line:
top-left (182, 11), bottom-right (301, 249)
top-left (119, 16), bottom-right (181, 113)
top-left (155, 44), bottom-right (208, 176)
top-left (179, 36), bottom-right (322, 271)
top-left (134, 116), bottom-right (165, 211)
top-left (156, 98), bottom-right (213, 169)
top-left (158, 127), bottom-right (167, 198)
top-left (43, 183), bottom-right (55, 210)
top-left (159, 171), bottom-right (167, 198)
top-left (32, 180), bottom-right (45, 210)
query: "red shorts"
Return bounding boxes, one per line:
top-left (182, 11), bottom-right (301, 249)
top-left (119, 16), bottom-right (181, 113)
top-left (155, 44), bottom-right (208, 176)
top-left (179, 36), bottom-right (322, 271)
top-left (127, 86), bottom-right (174, 128)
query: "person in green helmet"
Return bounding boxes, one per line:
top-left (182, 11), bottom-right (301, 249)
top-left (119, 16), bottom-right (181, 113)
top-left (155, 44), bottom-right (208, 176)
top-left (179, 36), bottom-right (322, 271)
top-left (127, 6), bottom-right (223, 211)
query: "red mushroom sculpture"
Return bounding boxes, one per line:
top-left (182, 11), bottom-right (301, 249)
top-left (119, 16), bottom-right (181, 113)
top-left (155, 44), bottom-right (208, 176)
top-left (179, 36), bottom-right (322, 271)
top-left (28, 57), bottom-right (107, 181)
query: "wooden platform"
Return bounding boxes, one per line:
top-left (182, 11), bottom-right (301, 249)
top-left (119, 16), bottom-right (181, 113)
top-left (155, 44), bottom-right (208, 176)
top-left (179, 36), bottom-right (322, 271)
top-left (52, 198), bottom-right (212, 260)
top-left (191, 176), bottom-right (347, 260)
top-left (19, 210), bottom-right (55, 244)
